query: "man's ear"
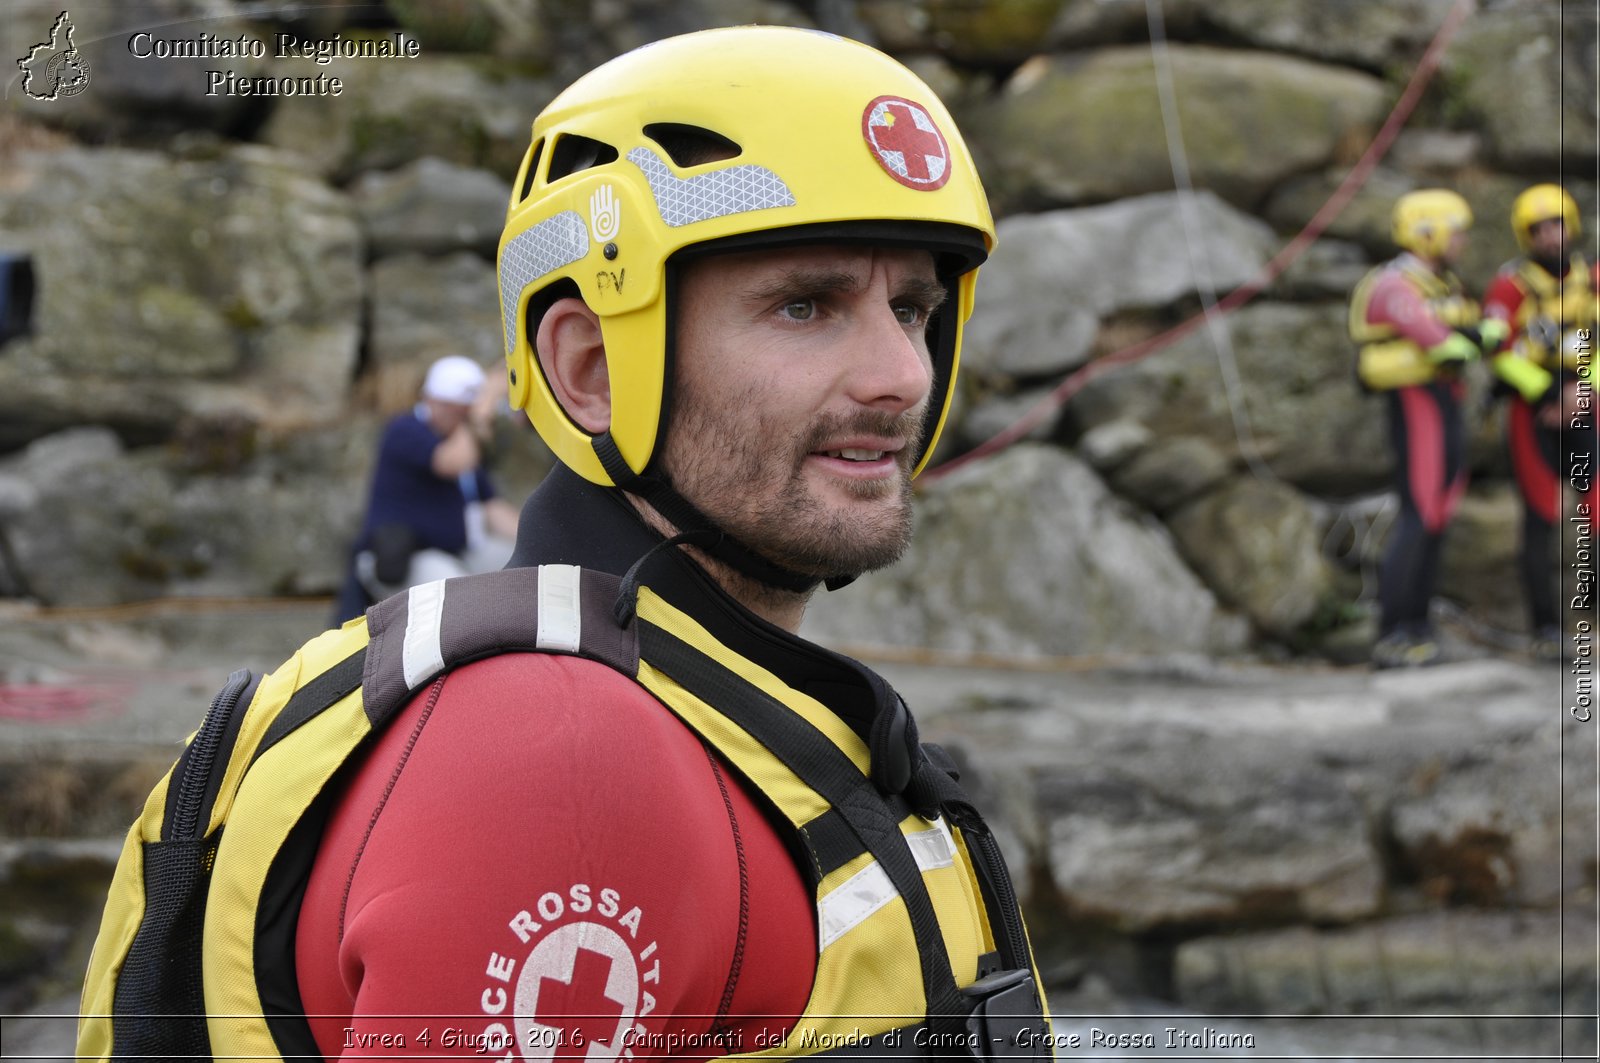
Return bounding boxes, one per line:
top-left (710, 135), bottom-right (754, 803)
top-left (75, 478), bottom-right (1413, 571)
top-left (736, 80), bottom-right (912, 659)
top-left (536, 297), bottom-right (610, 434)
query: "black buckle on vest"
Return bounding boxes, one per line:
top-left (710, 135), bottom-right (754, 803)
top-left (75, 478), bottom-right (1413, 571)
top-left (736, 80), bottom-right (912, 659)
top-left (961, 968), bottom-right (1048, 1060)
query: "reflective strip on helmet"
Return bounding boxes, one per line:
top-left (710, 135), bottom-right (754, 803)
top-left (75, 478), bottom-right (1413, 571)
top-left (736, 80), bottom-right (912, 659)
top-left (499, 211), bottom-right (590, 356)
top-left (627, 146), bottom-right (795, 228)
top-left (402, 580), bottom-right (448, 689)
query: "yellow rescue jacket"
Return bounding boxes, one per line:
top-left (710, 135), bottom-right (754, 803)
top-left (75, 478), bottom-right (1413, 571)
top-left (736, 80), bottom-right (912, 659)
top-left (1348, 256), bottom-right (1479, 390)
top-left (78, 565), bottom-right (1053, 1062)
top-left (1505, 254), bottom-right (1598, 373)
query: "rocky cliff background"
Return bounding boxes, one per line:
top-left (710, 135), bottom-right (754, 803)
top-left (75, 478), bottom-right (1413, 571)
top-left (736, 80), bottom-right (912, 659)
top-left (0, 0), bottom-right (1594, 659)
top-left (1, 0), bottom-right (1597, 1055)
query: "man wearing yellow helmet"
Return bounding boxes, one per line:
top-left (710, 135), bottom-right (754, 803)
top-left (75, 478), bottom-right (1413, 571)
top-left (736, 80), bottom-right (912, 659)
top-left (1483, 184), bottom-right (1599, 660)
top-left (1349, 190), bottom-right (1507, 668)
top-left (275, 27), bottom-right (1048, 1062)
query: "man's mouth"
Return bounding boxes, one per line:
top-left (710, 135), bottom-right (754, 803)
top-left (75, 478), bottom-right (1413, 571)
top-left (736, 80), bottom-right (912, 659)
top-left (822, 448), bottom-right (889, 462)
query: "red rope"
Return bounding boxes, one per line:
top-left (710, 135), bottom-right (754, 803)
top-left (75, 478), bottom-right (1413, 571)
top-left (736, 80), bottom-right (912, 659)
top-left (0, 681), bottom-right (131, 721)
top-left (922, 0), bottom-right (1474, 485)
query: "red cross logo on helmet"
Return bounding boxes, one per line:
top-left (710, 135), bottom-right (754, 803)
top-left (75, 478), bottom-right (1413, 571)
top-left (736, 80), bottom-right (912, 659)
top-left (862, 96), bottom-right (951, 190)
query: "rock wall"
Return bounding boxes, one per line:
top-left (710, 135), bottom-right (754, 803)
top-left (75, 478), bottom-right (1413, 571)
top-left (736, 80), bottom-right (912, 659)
top-left (891, 652), bottom-right (1594, 1042)
top-left (0, 0), bottom-right (1594, 657)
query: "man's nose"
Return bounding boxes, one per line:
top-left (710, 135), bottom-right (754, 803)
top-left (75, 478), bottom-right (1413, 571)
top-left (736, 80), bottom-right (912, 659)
top-left (847, 304), bottom-right (933, 414)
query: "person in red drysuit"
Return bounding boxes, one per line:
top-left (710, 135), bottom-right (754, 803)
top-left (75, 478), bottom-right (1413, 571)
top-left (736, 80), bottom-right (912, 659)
top-left (1348, 190), bottom-right (1508, 668)
top-left (1482, 184), bottom-right (1599, 661)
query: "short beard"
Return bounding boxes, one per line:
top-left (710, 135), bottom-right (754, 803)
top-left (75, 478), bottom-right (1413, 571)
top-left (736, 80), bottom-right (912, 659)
top-left (661, 398), bottom-right (924, 581)
top-left (1531, 247), bottom-right (1568, 277)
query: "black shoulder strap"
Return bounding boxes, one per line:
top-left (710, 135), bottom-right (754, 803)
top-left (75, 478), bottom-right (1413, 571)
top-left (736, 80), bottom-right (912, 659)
top-left (634, 618), bottom-right (972, 1039)
top-left (363, 565), bottom-right (638, 726)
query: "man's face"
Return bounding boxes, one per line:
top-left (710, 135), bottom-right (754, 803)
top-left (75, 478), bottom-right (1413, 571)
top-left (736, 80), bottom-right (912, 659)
top-left (426, 398), bottom-right (472, 436)
top-left (662, 244), bottom-right (945, 578)
top-left (1529, 217), bottom-right (1567, 260)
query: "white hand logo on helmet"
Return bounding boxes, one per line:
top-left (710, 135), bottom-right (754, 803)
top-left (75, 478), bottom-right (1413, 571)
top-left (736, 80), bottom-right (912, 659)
top-left (590, 185), bottom-right (620, 243)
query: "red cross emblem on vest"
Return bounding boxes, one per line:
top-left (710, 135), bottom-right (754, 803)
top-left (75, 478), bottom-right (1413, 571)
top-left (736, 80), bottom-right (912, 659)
top-left (862, 96), bottom-right (951, 191)
top-left (533, 947), bottom-right (626, 1058)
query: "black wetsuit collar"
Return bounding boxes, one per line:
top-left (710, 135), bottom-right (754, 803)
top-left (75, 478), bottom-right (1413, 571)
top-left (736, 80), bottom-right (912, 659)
top-left (508, 466), bottom-right (892, 740)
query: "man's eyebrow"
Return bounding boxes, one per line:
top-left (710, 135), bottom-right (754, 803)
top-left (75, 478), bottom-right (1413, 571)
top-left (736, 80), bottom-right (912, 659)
top-left (741, 268), bottom-right (948, 309)
top-left (898, 277), bottom-right (948, 310)
top-left (742, 268), bottom-right (867, 304)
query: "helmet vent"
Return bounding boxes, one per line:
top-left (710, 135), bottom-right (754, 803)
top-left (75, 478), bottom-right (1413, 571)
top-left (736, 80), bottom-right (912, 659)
top-left (643, 123), bottom-right (742, 167)
top-left (518, 138), bottom-right (545, 203)
top-left (547, 134), bottom-right (619, 183)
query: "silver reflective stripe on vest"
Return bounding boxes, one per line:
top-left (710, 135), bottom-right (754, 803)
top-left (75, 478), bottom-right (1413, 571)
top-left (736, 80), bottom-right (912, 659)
top-left (499, 211), bottom-right (590, 356)
top-left (906, 818), bottom-right (956, 872)
top-left (819, 860), bottom-right (896, 950)
top-left (402, 580), bottom-right (448, 689)
top-left (627, 146), bottom-right (795, 228)
top-left (815, 819), bottom-right (958, 951)
top-left (536, 564), bottom-right (583, 653)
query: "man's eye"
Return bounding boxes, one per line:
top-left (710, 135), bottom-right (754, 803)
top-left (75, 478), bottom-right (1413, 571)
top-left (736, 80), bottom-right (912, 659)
top-left (893, 304), bottom-right (926, 326)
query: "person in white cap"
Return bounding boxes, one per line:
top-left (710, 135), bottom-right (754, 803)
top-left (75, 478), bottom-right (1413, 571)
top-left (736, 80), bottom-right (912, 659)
top-left (334, 354), bottom-right (520, 619)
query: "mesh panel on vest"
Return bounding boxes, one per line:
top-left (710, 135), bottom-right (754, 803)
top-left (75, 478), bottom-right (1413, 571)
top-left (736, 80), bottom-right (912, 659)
top-left (110, 837), bottom-right (218, 1060)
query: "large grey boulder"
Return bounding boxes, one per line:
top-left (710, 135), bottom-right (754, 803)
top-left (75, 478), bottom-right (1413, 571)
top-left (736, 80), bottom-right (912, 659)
top-left (1176, 911), bottom-right (1594, 1017)
top-left (537, 0), bottom-right (815, 79)
top-left (0, 144), bottom-right (362, 450)
top-left (1388, 717), bottom-right (1591, 909)
top-left (975, 45), bottom-right (1387, 210)
top-left (1104, 434), bottom-right (1232, 513)
top-left (0, 425), bottom-right (373, 605)
top-left (385, 0), bottom-right (549, 57)
top-left (1044, 0), bottom-right (1454, 66)
top-left (1168, 476), bottom-right (1336, 638)
top-left (1445, 6), bottom-right (1600, 172)
top-left (956, 384), bottom-right (1064, 452)
top-left (917, 657), bottom-right (1410, 936)
top-left (1066, 301), bottom-right (1393, 494)
top-left (1271, 238), bottom-right (1372, 302)
top-left (905, 0), bottom-right (1068, 65)
top-left (367, 252), bottom-right (505, 408)
top-left (904, 650), bottom-right (1576, 998)
top-left (962, 192), bottom-right (1277, 379)
top-left (1262, 165), bottom-right (1417, 260)
top-left (1037, 730), bottom-right (1383, 933)
top-left (802, 444), bottom-right (1249, 658)
top-left (352, 158), bottom-right (512, 259)
top-left (1193, 0), bottom-right (1460, 68)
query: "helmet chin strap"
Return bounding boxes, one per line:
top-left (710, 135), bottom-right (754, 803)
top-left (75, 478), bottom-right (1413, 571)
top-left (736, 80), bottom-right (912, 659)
top-left (591, 432), bottom-right (858, 596)
top-left (1530, 247), bottom-right (1568, 277)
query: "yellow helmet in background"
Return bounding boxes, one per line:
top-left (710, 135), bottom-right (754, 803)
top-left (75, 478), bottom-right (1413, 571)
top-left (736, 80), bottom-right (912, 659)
top-left (1392, 189), bottom-right (1473, 260)
top-left (1511, 183), bottom-right (1580, 250)
top-left (498, 26), bottom-right (995, 488)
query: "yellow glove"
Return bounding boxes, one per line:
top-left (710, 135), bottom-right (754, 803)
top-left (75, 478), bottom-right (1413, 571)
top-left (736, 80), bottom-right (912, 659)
top-left (1426, 332), bottom-right (1479, 364)
top-left (1492, 352), bottom-right (1555, 404)
top-left (1476, 318), bottom-right (1510, 352)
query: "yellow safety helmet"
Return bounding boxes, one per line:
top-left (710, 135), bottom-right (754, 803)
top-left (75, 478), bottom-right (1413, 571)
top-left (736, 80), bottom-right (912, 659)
top-left (497, 26), bottom-right (995, 488)
top-left (1511, 183), bottom-right (1580, 250)
top-left (1392, 189), bottom-right (1473, 260)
